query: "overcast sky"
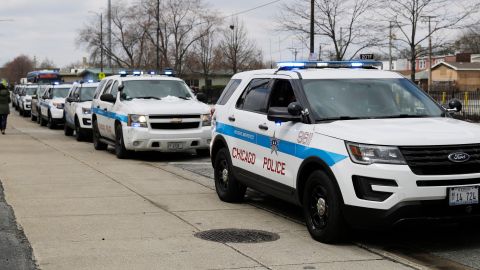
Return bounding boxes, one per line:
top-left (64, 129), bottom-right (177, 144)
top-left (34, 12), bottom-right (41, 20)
top-left (0, 0), bottom-right (465, 68)
top-left (0, 0), bottom-right (307, 68)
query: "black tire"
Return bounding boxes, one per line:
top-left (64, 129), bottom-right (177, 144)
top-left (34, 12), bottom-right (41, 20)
top-left (30, 112), bottom-right (36, 122)
top-left (92, 119), bottom-right (108, 150)
top-left (303, 170), bottom-right (348, 243)
top-left (75, 118), bottom-right (86, 142)
top-left (64, 117), bottom-right (74, 136)
top-left (36, 109), bottom-right (42, 124)
top-left (213, 148), bottom-right (246, 202)
top-left (196, 148), bottom-right (210, 157)
top-left (19, 109), bottom-right (24, 116)
top-left (115, 124), bottom-right (130, 159)
top-left (40, 113), bottom-right (47, 126)
top-left (47, 112), bottom-right (55, 129)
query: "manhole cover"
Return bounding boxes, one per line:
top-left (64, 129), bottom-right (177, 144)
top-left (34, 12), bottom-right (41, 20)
top-left (194, 228), bottom-right (279, 243)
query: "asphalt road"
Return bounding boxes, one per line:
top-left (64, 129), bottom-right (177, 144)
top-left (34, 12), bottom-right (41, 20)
top-left (0, 182), bottom-right (37, 270)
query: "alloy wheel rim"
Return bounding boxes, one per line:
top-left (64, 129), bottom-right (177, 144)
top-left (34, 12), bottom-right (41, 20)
top-left (309, 186), bottom-right (328, 230)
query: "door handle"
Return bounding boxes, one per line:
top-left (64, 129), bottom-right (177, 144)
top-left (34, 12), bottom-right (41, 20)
top-left (228, 115), bottom-right (235, 122)
top-left (96, 106), bottom-right (100, 109)
top-left (258, 124), bottom-right (269, 131)
top-left (103, 108), bottom-right (108, 111)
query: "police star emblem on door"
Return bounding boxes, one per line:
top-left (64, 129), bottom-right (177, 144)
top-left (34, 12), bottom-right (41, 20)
top-left (270, 132), bottom-right (279, 155)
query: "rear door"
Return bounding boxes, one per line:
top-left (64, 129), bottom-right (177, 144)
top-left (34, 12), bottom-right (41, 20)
top-left (95, 79), bottom-right (113, 138)
top-left (227, 78), bottom-right (273, 179)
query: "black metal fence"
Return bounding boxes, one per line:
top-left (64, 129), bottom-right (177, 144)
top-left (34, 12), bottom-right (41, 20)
top-left (429, 90), bottom-right (480, 122)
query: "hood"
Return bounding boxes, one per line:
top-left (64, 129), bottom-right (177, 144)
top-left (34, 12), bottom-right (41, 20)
top-left (52, 98), bottom-right (65, 104)
top-left (123, 97), bottom-right (210, 115)
top-left (80, 101), bottom-right (92, 109)
top-left (314, 117), bottom-right (480, 146)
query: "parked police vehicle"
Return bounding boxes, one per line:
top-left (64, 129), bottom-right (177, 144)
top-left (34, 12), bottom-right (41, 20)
top-left (18, 85), bottom-right (37, 117)
top-left (30, 85), bottom-right (48, 123)
top-left (64, 81), bottom-right (98, 141)
top-left (91, 71), bottom-right (211, 159)
top-left (12, 85), bottom-right (21, 110)
top-left (39, 84), bottom-right (72, 128)
top-left (210, 60), bottom-right (480, 243)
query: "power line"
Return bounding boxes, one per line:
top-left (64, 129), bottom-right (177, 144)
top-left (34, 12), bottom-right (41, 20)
top-left (222, 0), bottom-right (283, 19)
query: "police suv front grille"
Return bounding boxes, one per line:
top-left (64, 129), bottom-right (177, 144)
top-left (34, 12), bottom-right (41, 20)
top-left (149, 114), bottom-right (199, 119)
top-left (399, 144), bottom-right (480, 175)
top-left (150, 122), bottom-right (200, 130)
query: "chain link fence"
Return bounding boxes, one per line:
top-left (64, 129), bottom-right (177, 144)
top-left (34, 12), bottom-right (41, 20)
top-left (429, 89), bottom-right (480, 122)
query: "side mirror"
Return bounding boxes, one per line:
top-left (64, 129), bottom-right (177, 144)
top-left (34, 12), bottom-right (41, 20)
top-left (448, 99), bottom-right (462, 112)
top-left (100, 93), bottom-right (116, 103)
top-left (287, 102), bottom-right (303, 116)
top-left (196, 92), bottom-right (207, 103)
top-left (66, 97), bottom-right (74, 103)
top-left (267, 106), bottom-right (302, 123)
top-left (31, 95), bottom-right (37, 99)
top-left (118, 84), bottom-right (124, 91)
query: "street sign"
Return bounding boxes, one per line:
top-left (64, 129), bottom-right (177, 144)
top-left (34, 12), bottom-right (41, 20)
top-left (360, 54), bottom-right (374, 60)
top-left (98, 72), bottom-right (106, 80)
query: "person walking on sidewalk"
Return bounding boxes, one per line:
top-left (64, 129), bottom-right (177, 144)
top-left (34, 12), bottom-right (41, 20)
top-left (0, 84), bottom-right (11, 135)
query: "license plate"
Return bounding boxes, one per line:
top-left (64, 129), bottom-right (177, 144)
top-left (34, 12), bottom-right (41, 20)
top-left (448, 186), bottom-right (479, 206)
top-left (168, 142), bottom-right (184, 150)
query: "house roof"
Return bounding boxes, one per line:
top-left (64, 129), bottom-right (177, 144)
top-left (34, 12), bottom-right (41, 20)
top-left (432, 62), bottom-right (480, 71)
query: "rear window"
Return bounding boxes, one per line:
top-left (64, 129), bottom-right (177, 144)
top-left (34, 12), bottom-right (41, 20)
top-left (216, 79), bottom-right (241, 105)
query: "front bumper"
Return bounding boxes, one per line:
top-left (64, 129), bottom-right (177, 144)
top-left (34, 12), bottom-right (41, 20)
top-left (50, 108), bottom-right (64, 121)
top-left (122, 125), bottom-right (211, 152)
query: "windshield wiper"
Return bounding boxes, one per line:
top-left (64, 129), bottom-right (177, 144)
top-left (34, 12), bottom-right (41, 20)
top-left (134, 96), bottom-right (162, 100)
top-left (378, 114), bottom-right (430, 119)
top-left (176, 96), bottom-right (191, 100)
top-left (317, 116), bottom-right (366, 122)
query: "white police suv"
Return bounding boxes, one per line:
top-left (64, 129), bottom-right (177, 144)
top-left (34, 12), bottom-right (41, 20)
top-left (64, 82), bottom-right (98, 141)
top-left (210, 60), bottom-right (480, 243)
top-left (91, 72), bottom-right (211, 159)
top-left (18, 85), bottom-right (36, 117)
top-left (39, 84), bottom-right (72, 128)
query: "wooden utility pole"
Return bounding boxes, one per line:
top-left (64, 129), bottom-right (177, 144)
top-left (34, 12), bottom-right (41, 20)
top-left (310, 0), bottom-right (314, 55)
top-left (421, 15), bottom-right (436, 93)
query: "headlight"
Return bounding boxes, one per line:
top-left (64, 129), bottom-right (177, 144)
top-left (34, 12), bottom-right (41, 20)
top-left (53, 102), bottom-right (64, 109)
top-left (82, 107), bottom-right (92, 114)
top-left (128, 114), bottom-right (148, 128)
top-left (201, 114), bottom-right (211, 126)
top-left (345, 142), bottom-right (406, 165)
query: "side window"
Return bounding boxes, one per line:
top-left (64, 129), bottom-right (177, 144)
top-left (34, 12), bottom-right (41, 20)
top-left (110, 81), bottom-right (119, 98)
top-left (217, 79), bottom-right (242, 105)
top-left (94, 80), bottom-right (107, 99)
top-left (236, 78), bottom-right (271, 113)
top-left (268, 79), bottom-right (296, 108)
top-left (102, 80), bottom-right (113, 95)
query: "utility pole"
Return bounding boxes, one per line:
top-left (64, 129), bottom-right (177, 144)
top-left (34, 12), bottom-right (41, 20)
top-left (310, 0), bottom-right (314, 55)
top-left (100, 13), bottom-right (104, 72)
top-left (108, 0), bottom-right (112, 70)
top-left (156, 0), bottom-right (160, 72)
top-left (288, 47), bottom-right (299, 61)
top-left (421, 15), bottom-right (436, 93)
top-left (389, 21), bottom-right (393, 71)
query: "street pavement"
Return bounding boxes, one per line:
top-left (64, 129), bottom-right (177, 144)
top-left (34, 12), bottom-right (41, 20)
top-left (0, 112), bottom-right (413, 270)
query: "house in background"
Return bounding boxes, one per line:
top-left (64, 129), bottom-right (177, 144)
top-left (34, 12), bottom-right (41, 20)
top-left (431, 62), bottom-right (480, 91)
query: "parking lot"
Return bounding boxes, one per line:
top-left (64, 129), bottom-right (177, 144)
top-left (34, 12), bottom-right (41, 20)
top-left (0, 111), bottom-right (479, 270)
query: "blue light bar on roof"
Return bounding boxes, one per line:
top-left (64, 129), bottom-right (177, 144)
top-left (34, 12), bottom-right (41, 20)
top-left (276, 60), bottom-right (382, 70)
top-left (119, 71), bottom-right (128, 77)
top-left (87, 79), bottom-right (94, 83)
top-left (133, 71), bottom-right (142, 76)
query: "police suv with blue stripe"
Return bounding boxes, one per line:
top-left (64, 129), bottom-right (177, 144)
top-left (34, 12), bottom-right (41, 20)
top-left (91, 71), bottom-right (212, 159)
top-left (39, 84), bottom-right (72, 129)
top-left (210, 60), bottom-right (480, 243)
top-left (64, 81), bottom-right (98, 141)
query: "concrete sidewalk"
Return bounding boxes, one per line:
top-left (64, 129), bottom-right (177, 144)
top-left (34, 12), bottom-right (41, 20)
top-left (0, 113), bottom-right (413, 270)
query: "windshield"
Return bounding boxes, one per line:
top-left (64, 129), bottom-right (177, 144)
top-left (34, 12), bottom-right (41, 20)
top-left (52, 87), bottom-right (70, 98)
top-left (121, 80), bottom-right (193, 100)
top-left (26, 88), bottom-right (36, 95)
top-left (79, 87), bottom-right (96, 101)
top-left (302, 79), bottom-right (444, 121)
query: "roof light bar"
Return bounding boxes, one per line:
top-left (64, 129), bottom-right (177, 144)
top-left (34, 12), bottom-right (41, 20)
top-left (133, 71), bottom-right (142, 76)
top-left (119, 71), bottom-right (128, 77)
top-left (276, 60), bottom-right (383, 71)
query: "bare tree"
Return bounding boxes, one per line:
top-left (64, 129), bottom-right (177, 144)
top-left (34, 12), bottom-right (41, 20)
top-left (38, 58), bottom-right (56, 69)
top-left (454, 26), bottom-right (480, 53)
top-left (219, 18), bottom-right (260, 74)
top-left (277, 0), bottom-right (382, 60)
top-left (384, 0), bottom-right (480, 81)
top-left (2, 55), bottom-right (34, 84)
top-left (189, 27), bottom-right (217, 87)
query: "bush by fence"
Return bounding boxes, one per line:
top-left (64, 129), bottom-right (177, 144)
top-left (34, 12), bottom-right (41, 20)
top-left (429, 90), bottom-right (480, 122)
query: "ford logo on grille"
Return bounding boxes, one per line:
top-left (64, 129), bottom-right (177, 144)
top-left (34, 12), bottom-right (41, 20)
top-left (448, 152), bottom-right (470, 163)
